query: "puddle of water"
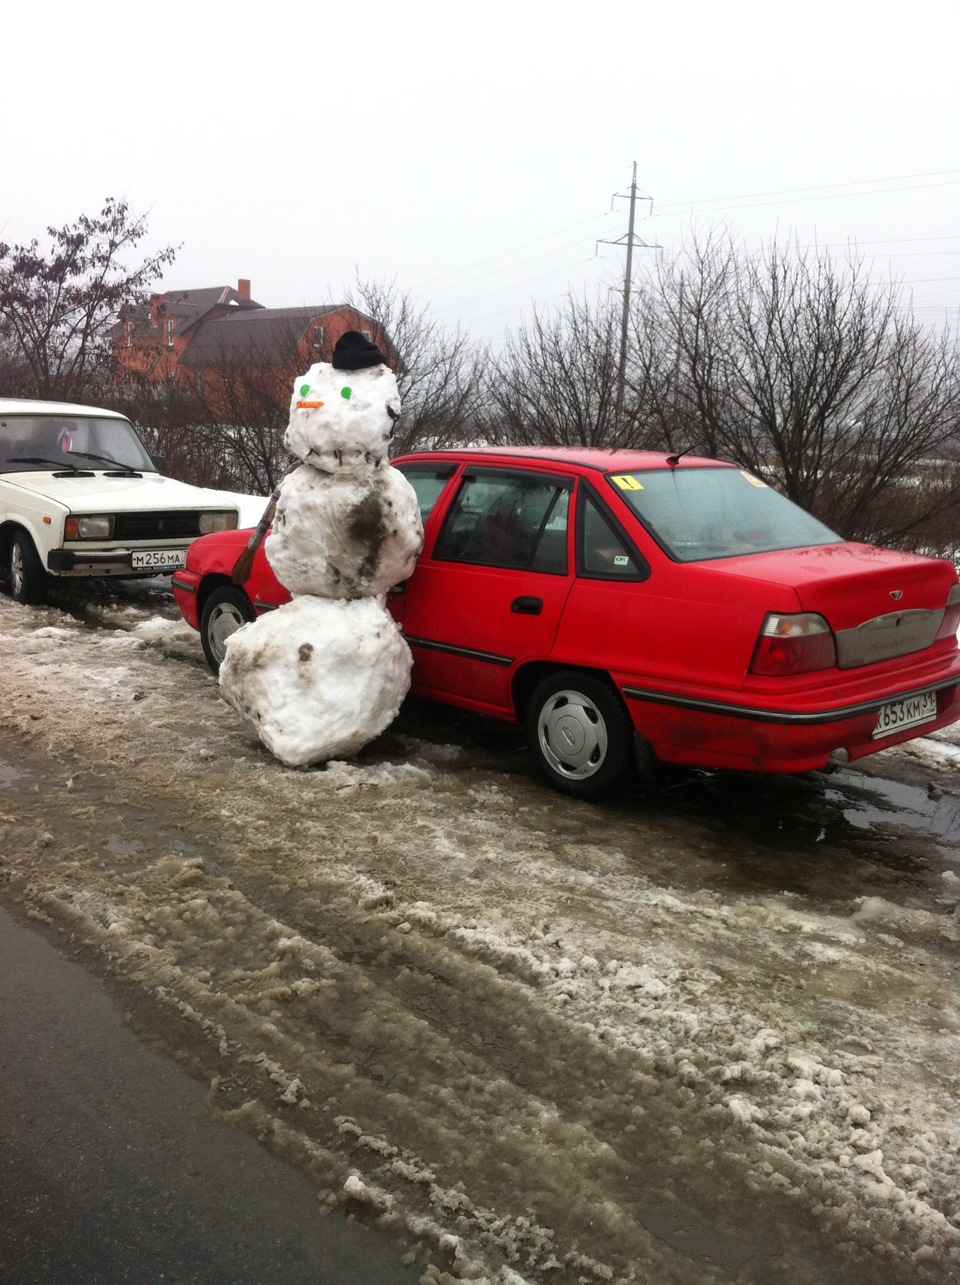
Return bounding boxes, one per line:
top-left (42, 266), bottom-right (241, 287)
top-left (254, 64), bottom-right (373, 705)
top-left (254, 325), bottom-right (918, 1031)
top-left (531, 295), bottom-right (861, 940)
top-left (0, 757), bottom-right (33, 789)
top-left (639, 764), bottom-right (958, 861)
top-left (102, 833), bottom-right (144, 856)
top-left (833, 772), bottom-right (960, 855)
top-left (590, 761), bottom-right (960, 908)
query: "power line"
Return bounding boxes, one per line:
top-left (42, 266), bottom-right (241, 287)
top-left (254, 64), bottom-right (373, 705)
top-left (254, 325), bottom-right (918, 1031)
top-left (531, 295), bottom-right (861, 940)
top-left (412, 213), bottom-right (610, 290)
top-left (654, 178), bottom-right (959, 218)
top-left (653, 168), bottom-right (960, 212)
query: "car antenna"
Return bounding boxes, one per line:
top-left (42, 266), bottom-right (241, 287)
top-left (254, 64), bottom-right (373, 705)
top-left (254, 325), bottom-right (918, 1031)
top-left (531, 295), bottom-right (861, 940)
top-left (665, 447), bottom-right (691, 468)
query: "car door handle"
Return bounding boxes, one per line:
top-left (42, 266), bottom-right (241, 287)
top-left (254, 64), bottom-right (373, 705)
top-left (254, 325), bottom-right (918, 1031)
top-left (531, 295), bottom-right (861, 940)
top-left (511, 596), bottom-right (543, 615)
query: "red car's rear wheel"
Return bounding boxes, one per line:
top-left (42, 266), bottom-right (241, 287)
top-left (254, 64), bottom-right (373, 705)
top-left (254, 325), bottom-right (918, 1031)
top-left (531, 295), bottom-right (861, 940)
top-left (526, 670), bottom-right (635, 800)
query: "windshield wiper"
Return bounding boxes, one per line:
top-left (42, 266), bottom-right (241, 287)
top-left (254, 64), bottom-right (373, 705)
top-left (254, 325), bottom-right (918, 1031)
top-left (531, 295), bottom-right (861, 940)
top-left (65, 450), bottom-right (142, 475)
top-left (7, 455), bottom-right (88, 473)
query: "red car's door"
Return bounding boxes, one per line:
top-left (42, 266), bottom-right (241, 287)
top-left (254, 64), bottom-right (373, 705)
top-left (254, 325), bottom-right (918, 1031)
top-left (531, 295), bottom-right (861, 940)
top-left (398, 467), bottom-right (575, 713)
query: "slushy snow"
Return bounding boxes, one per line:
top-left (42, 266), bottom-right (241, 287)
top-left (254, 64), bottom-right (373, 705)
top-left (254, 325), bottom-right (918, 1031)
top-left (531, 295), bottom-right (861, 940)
top-left (2, 596), bottom-right (959, 1284)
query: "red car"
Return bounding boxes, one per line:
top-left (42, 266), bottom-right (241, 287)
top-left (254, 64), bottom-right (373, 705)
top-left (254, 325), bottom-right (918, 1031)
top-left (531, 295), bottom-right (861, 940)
top-left (173, 447), bottom-right (960, 798)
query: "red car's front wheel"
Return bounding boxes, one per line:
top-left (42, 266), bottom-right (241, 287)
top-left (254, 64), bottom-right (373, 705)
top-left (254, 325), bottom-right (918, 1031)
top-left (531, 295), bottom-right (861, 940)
top-left (200, 585), bottom-right (256, 674)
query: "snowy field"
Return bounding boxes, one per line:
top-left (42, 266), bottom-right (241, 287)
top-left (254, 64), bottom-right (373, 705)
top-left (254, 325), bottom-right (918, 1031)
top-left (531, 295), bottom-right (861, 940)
top-left (0, 589), bottom-right (958, 1285)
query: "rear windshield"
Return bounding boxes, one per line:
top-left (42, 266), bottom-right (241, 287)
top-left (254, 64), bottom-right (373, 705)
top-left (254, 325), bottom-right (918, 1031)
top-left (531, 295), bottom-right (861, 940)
top-left (607, 467), bottom-right (843, 562)
top-left (0, 413), bottom-right (156, 473)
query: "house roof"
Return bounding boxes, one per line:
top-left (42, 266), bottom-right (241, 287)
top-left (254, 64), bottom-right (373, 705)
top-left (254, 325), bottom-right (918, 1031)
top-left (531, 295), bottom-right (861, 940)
top-left (177, 306), bottom-right (343, 368)
top-left (160, 285), bottom-right (262, 333)
top-left (118, 285), bottom-right (263, 344)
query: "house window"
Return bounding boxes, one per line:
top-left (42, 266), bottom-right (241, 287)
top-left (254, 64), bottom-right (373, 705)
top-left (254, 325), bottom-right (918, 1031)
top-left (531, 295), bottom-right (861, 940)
top-left (126, 320), bottom-right (134, 346)
top-left (312, 326), bottom-right (324, 350)
top-left (166, 319), bottom-right (175, 348)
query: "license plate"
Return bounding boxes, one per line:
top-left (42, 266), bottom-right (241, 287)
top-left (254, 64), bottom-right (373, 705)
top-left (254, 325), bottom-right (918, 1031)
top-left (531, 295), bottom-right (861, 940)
top-left (872, 690), bottom-right (937, 739)
top-left (131, 548), bottom-right (187, 570)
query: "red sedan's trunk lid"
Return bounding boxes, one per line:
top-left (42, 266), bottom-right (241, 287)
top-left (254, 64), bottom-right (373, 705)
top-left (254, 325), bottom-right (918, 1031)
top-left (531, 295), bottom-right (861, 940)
top-left (705, 542), bottom-right (959, 668)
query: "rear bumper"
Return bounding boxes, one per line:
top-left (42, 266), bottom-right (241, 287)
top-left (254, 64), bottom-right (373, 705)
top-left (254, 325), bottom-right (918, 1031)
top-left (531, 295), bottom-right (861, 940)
top-left (623, 674), bottom-right (960, 773)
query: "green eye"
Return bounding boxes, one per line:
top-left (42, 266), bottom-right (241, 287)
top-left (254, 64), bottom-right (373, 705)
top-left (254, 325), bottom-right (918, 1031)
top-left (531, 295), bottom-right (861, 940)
top-left (299, 383), bottom-right (311, 396)
top-left (341, 387), bottom-right (352, 400)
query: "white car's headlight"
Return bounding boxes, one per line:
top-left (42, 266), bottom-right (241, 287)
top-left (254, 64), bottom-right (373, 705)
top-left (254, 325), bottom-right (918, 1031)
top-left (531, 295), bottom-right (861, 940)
top-left (65, 515), bottom-right (115, 539)
top-left (199, 511), bottom-right (239, 534)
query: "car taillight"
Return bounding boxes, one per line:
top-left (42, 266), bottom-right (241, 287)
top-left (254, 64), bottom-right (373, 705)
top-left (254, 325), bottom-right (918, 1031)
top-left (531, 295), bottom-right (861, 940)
top-left (935, 605), bottom-right (960, 642)
top-left (935, 587), bottom-right (960, 642)
top-left (750, 612), bottom-right (837, 676)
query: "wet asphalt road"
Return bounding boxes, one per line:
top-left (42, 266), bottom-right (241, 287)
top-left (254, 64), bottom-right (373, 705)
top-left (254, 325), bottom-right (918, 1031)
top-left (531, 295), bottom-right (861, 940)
top-left (0, 904), bottom-right (413, 1285)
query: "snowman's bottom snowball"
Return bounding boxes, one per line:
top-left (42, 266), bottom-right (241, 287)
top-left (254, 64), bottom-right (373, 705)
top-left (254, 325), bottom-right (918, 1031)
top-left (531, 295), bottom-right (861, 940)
top-left (219, 596), bottom-right (412, 767)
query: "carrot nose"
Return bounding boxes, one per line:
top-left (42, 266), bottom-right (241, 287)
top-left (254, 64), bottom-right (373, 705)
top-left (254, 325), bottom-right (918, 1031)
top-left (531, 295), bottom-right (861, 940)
top-left (296, 400), bottom-right (325, 409)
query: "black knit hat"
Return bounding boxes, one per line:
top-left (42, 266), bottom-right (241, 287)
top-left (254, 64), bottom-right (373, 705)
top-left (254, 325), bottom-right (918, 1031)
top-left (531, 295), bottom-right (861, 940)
top-left (332, 330), bottom-right (386, 370)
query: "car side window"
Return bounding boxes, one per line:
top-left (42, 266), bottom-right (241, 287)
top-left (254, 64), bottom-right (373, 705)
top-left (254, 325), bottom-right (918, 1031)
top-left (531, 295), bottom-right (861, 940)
top-left (434, 472), bottom-right (570, 573)
top-left (579, 492), bottom-right (648, 580)
top-left (394, 465), bottom-right (456, 525)
top-left (0, 419), bottom-right (25, 469)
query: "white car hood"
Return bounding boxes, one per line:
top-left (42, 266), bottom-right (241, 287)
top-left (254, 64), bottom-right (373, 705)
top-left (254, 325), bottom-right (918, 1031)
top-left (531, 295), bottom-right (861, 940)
top-left (3, 470), bottom-right (240, 514)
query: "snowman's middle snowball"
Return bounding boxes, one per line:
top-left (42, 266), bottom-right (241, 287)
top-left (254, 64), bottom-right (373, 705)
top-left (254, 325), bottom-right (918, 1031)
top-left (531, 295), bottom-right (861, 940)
top-left (266, 463), bottom-right (423, 599)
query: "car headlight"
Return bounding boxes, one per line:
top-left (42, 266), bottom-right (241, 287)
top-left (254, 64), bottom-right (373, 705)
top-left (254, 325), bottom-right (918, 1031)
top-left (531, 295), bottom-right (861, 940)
top-left (65, 515), bottom-right (115, 539)
top-left (199, 511), bottom-right (239, 534)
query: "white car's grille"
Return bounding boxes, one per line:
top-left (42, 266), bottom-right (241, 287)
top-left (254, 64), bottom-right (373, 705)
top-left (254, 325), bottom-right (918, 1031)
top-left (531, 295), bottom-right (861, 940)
top-left (113, 511), bottom-right (204, 541)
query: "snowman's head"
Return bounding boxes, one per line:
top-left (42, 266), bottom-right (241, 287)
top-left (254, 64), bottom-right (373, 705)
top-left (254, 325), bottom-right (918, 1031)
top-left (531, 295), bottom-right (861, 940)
top-left (285, 336), bottom-right (401, 473)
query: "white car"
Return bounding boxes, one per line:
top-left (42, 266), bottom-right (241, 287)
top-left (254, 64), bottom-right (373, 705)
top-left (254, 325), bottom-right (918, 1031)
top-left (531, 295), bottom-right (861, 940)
top-left (0, 398), bottom-right (240, 604)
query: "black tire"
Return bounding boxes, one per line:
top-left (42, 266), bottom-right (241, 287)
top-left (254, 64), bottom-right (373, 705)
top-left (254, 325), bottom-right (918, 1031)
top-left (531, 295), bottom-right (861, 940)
top-left (8, 529), bottom-right (49, 605)
top-left (200, 585), bottom-right (256, 675)
top-left (525, 670), bottom-right (636, 801)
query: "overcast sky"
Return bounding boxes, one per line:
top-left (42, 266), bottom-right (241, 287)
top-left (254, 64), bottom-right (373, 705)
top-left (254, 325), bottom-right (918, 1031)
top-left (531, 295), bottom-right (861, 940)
top-left (4, 0), bottom-right (957, 348)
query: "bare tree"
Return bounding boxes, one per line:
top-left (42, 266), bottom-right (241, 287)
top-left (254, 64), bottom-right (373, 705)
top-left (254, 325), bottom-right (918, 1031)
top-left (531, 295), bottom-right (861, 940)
top-left (345, 275), bottom-right (487, 453)
top-left (110, 381), bottom-right (236, 489)
top-left (628, 237), bottom-right (741, 458)
top-left (0, 198), bottom-right (177, 402)
top-left (484, 293), bottom-right (653, 447)
top-left (639, 232), bottom-right (960, 541)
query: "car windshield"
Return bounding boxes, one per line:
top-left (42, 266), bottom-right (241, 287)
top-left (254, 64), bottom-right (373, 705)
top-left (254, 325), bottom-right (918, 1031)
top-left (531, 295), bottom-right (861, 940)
top-left (0, 414), bottom-right (157, 473)
top-left (608, 466), bottom-right (844, 562)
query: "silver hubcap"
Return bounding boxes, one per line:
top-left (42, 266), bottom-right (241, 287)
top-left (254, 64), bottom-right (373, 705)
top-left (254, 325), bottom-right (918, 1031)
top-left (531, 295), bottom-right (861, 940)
top-left (208, 602), bottom-right (247, 663)
top-left (537, 689), bottom-right (608, 780)
top-left (10, 544), bottom-right (24, 597)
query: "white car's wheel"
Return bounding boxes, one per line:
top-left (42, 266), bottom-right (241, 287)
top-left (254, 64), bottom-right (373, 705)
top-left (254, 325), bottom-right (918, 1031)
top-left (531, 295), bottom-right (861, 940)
top-left (8, 530), bottom-right (48, 605)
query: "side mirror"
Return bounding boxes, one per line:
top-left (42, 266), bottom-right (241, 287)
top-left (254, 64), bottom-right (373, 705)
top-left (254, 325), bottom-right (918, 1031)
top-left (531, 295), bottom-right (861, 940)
top-left (150, 454), bottom-right (167, 472)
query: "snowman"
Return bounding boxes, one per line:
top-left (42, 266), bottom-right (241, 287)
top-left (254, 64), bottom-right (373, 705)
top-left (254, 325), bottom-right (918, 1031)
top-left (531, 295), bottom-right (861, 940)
top-left (219, 332), bottom-right (423, 767)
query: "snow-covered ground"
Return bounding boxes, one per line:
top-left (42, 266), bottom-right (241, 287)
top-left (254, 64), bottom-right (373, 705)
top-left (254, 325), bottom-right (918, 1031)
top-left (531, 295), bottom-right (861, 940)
top-left (0, 592), bottom-right (958, 1285)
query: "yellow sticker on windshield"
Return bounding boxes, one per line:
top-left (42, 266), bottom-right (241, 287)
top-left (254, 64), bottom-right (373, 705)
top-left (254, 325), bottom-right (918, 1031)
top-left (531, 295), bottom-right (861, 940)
top-left (612, 475), bottom-right (643, 490)
top-left (741, 471), bottom-right (767, 487)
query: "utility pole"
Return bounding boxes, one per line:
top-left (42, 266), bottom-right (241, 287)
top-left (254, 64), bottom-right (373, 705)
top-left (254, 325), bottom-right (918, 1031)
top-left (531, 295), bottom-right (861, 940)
top-left (597, 164), bottom-right (657, 431)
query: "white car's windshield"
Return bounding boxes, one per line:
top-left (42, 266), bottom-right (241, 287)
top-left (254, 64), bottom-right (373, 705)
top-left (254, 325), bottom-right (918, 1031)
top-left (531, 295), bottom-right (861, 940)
top-left (609, 466), bottom-right (843, 561)
top-left (0, 414), bottom-right (157, 473)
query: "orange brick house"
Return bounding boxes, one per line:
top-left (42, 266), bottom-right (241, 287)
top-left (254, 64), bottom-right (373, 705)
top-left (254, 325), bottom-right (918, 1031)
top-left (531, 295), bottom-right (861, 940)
top-left (115, 279), bottom-right (393, 412)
